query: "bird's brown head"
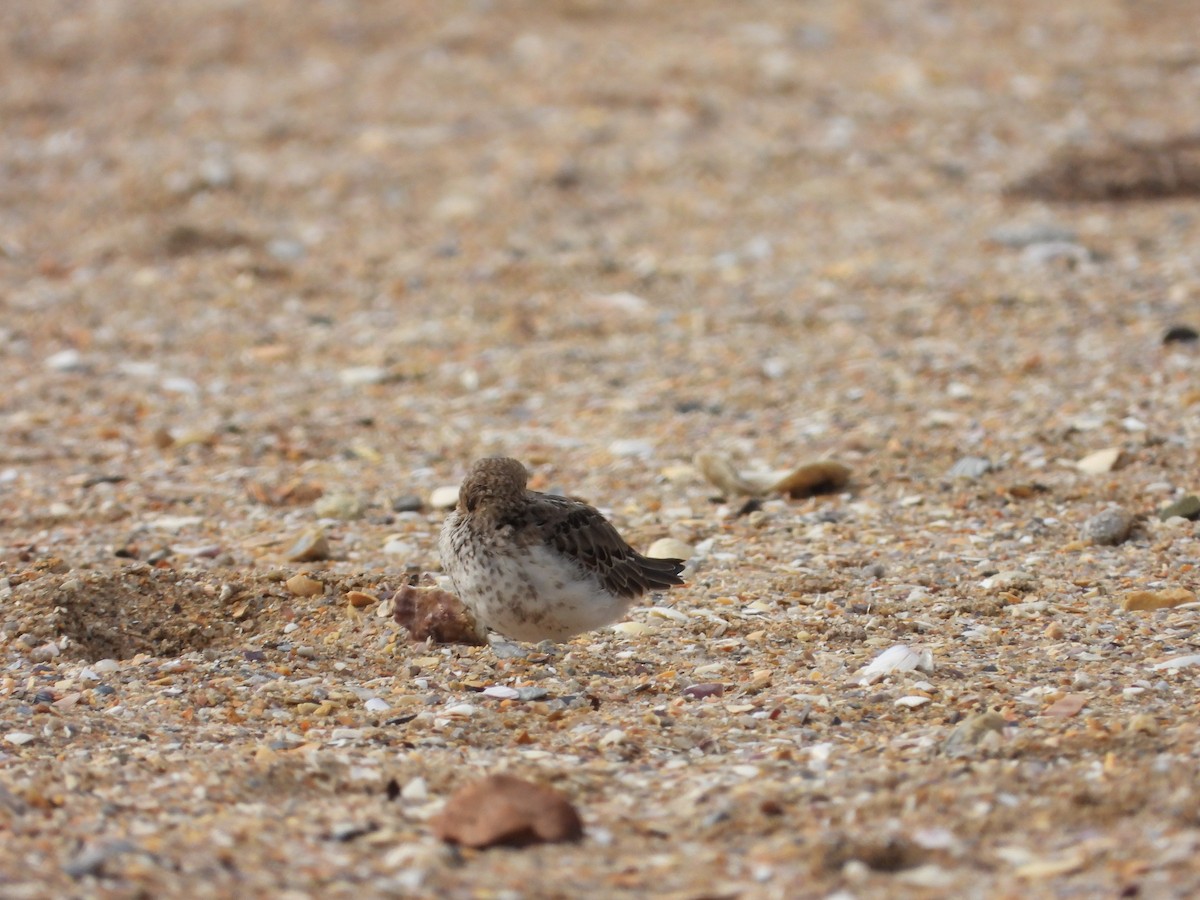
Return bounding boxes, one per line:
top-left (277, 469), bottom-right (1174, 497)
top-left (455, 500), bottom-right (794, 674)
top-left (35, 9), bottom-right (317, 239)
top-left (457, 457), bottom-right (530, 515)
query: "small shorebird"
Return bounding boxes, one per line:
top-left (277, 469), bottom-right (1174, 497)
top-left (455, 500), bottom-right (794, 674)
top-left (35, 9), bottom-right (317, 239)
top-left (438, 457), bottom-right (685, 642)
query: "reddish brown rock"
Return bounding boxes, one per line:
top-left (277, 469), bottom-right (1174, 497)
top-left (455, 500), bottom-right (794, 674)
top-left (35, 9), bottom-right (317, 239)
top-left (392, 585), bottom-right (486, 645)
top-left (432, 775), bottom-right (584, 848)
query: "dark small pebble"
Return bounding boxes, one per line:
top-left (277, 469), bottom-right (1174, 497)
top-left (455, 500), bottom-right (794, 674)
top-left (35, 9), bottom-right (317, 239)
top-left (94, 685), bottom-right (116, 696)
top-left (1160, 495), bottom-right (1200, 521)
top-left (392, 495), bottom-right (424, 513)
top-left (1163, 325), bottom-right (1199, 344)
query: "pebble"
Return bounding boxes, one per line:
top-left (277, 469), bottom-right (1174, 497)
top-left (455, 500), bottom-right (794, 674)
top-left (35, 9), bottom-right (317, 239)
top-left (284, 574), bottom-right (325, 597)
top-left (392, 494), bottom-right (424, 513)
top-left (1080, 507), bottom-right (1134, 546)
top-left (365, 697), bottom-right (391, 712)
top-left (339, 366), bottom-right (388, 387)
top-left (266, 238), bottom-right (305, 261)
top-left (1163, 324), bottom-right (1199, 344)
top-left (429, 486), bottom-right (460, 509)
top-left (608, 438), bottom-right (654, 457)
top-left (645, 538), bottom-right (694, 561)
top-left (5, 732), bottom-right (35, 746)
top-left (947, 456), bottom-right (992, 480)
top-left (682, 683), bottom-right (726, 699)
top-left (346, 590), bottom-right (378, 608)
top-left (45, 348), bottom-right (87, 372)
top-left (401, 776), bottom-right (429, 803)
top-left (516, 687), bottom-right (548, 701)
top-left (313, 493), bottom-right (367, 520)
top-left (161, 376), bottom-right (199, 395)
top-left (92, 658), bottom-right (120, 674)
top-left (1158, 495), bottom-right (1200, 521)
top-left (286, 528), bottom-right (330, 562)
top-left (894, 695), bottom-right (931, 708)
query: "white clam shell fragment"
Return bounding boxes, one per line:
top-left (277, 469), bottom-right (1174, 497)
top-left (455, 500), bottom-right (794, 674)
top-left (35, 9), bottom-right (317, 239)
top-left (857, 644), bottom-right (935, 686)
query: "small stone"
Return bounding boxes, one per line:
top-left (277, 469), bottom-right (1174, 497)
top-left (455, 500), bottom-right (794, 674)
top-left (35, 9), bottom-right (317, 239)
top-left (894, 695), bottom-right (931, 708)
top-left (1080, 508), bottom-right (1134, 546)
top-left (401, 776), bottom-right (429, 803)
top-left (285, 528), bottom-right (331, 562)
top-left (45, 348), bottom-right (87, 372)
top-left (346, 590), bottom-right (378, 608)
top-left (339, 366), bottom-right (388, 387)
top-left (392, 494), bottom-right (424, 513)
top-left (645, 538), bottom-right (694, 561)
top-left (1076, 447), bottom-right (1122, 474)
top-left (947, 456), bottom-right (992, 480)
top-left (1121, 587), bottom-right (1196, 611)
top-left (432, 775), bottom-right (584, 848)
top-left (365, 697), bottom-right (391, 712)
top-left (92, 658), bottom-right (120, 674)
top-left (1163, 325), bottom-right (1199, 344)
top-left (266, 238), bottom-right (305, 261)
top-left (313, 493), bottom-right (367, 520)
top-left (609, 438), bottom-right (654, 457)
top-left (284, 574), bottom-right (325, 597)
top-left (1158, 495), bottom-right (1200, 521)
top-left (430, 485), bottom-right (460, 509)
top-left (1127, 713), bottom-right (1159, 735)
top-left (5, 732), bottom-right (35, 746)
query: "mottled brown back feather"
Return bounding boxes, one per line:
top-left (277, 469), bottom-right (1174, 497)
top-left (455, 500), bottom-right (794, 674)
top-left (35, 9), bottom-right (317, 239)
top-left (513, 492), bottom-right (685, 599)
